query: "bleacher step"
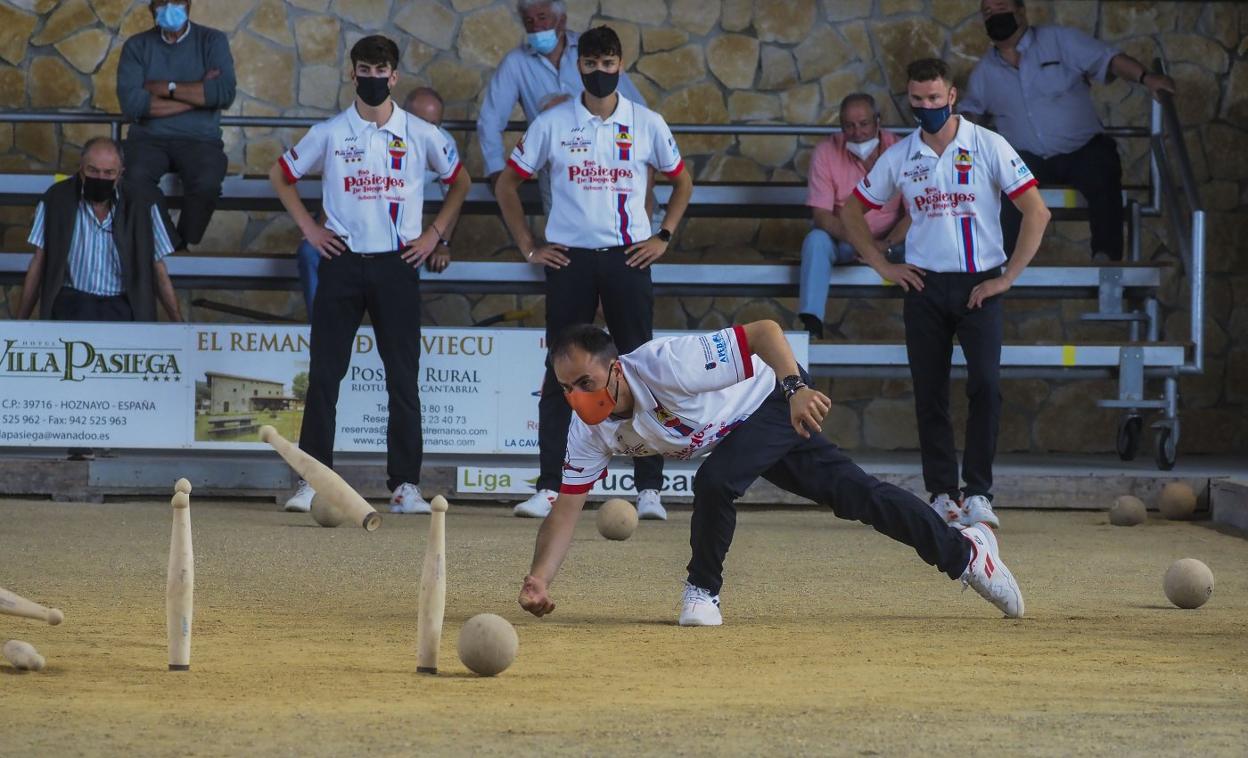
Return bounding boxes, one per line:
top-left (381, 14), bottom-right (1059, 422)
top-left (1211, 479), bottom-right (1248, 533)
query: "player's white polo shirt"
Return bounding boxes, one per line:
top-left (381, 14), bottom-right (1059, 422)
top-left (279, 101), bottom-right (462, 254)
top-left (561, 327), bottom-right (773, 494)
top-left (853, 116), bottom-right (1037, 273)
top-left (507, 95), bottom-right (684, 250)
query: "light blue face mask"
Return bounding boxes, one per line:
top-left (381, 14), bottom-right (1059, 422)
top-left (155, 3), bottom-right (188, 33)
top-left (527, 28), bottom-right (559, 54)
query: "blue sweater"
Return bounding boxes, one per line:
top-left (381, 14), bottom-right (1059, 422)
top-left (116, 23), bottom-right (236, 142)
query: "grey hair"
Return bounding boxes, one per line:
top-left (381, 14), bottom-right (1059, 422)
top-left (839, 92), bottom-right (878, 118)
top-left (81, 136), bottom-right (124, 164)
top-left (517, 0), bottom-right (566, 16)
top-left (405, 86), bottom-right (444, 108)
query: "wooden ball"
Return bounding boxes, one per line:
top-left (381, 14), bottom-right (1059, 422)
top-left (596, 498), bottom-right (637, 541)
top-left (1109, 495), bottom-right (1147, 526)
top-left (310, 495), bottom-right (346, 528)
top-left (1158, 482), bottom-right (1197, 520)
top-left (1163, 558), bottom-right (1214, 609)
top-left (174, 478), bottom-right (192, 494)
top-left (457, 613), bottom-right (519, 676)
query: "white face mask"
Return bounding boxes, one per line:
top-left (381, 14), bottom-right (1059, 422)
top-left (846, 137), bottom-right (880, 161)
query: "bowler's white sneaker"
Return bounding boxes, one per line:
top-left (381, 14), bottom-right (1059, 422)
top-left (636, 489), bottom-right (667, 520)
top-left (679, 582), bottom-right (723, 626)
top-left (514, 489), bottom-right (556, 518)
top-left (958, 494), bottom-right (1000, 529)
top-left (959, 523), bottom-right (1024, 618)
top-left (284, 480), bottom-right (315, 513)
top-left (930, 493), bottom-right (961, 524)
top-left (390, 482), bottom-right (431, 514)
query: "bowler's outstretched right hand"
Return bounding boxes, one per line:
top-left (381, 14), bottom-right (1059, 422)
top-left (519, 574), bottom-right (556, 617)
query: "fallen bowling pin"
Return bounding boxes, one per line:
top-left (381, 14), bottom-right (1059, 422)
top-left (3, 640), bottom-right (46, 671)
top-left (0, 585), bottom-right (63, 625)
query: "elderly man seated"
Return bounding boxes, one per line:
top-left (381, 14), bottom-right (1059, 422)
top-left (797, 93), bottom-right (909, 339)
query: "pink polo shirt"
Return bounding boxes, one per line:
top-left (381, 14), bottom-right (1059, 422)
top-left (807, 131), bottom-right (904, 239)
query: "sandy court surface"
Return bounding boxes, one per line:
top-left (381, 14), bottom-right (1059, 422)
top-left (1, 498), bottom-right (1245, 756)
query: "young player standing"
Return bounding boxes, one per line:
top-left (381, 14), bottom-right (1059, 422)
top-left (268, 35), bottom-right (471, 515)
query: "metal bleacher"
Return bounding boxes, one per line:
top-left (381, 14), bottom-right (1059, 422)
top-left (0, 77), bottom-right (1206, 469)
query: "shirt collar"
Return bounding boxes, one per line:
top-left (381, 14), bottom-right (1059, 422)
top-left (574, 92), bottom-right (633, 127)
top-left (347, 100), bottom-right (407, 137)
top-left (160, 23), bottom-right (191, 45)
top-left (991, 25), bottom-right (1034, 64)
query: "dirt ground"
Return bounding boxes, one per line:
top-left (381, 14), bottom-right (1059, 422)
top-left (1, 497), bottom-right (1245, 757)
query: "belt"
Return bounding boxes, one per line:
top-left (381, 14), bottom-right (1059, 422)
top-left (567, 245), bottom-right (630, 254)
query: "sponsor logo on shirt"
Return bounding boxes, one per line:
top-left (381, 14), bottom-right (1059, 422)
top-left (567, 160), bottom-right (635, 189)
top-left (913, 186), bottom-right (976, 214)
top-left (343, 170), bottom-right (407, 199)
top-left (903, 165), bottom-right (930, 183)
top-left (560, 134), bottom-right (592, 154)
top-left (697, 335), bottom-right (716, 370)
top-left (710, 331), bottom-right (731, 365)
top-left (653, 402), bottom-right (695, 437)
top-left (335, 144), bottom-right (366, 163)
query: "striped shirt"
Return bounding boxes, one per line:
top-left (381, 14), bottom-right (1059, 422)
top-left (28, 199), bottom-right (175, 296)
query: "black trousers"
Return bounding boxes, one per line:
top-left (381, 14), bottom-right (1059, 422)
top-left (686, 372), bottom-right (972, 596)
top-left (124, 138), bottom-right (227, 247)
top-left (50, 287), bottom-right (134, 321)
top-left (903, 271), bottom-right (1003, 500)
top-left (537, 247), bottom-right (663, 493)
top-left (1001, 133), bottom-right (1123, 260)
top-left (299, 252), bottom-right (423, 491)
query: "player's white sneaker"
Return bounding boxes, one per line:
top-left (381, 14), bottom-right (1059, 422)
top-left (390, 482), bottom-right (431, 514)
top-left (930, 493), bottom-right (962, 524)
top-left (959, 523), bottom-right (1024, 618)
top-left (679, 582), bottom-right (723, 626)
top-left (284, 480), bottom-right (315, 512)
top-left (514, 489), bottom-right (556, 518)
top-left (958, 494), bottom-right (1000, 529)
top-left (636, 489), bottom-right (667, 520)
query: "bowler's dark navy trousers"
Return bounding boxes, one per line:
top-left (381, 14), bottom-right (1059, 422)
top-left (686, 373), bottom-right (973, 596)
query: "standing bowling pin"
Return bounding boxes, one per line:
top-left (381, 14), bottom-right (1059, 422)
top-left (416, 495), bottom-right (448, 674)
top-left (2, 640), bottom-right (45, 671)
top-left (167, 491), bottom-right (194, 671)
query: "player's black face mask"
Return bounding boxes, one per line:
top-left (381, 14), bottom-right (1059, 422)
top-left (984, 12), bottom-right (1019, 42)
top-left (81, 175), bottom-right (116, 204)
top-left (580, 68), bottom-right (619, 99)
top-left (355, 75), bottom-right (391, 107)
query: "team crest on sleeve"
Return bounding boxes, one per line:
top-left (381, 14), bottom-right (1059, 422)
top-left (289, 147), bottom-right (299, 160)
top-left (1010, 157), bottom-right (1032, 177)
top-left (954, 148), bottom-right (973, 185)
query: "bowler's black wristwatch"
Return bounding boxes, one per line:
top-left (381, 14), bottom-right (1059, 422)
top-left (781, 374), bottom-right (807, 400)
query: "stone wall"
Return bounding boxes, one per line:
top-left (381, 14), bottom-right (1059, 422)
top-left (1, 0), bottom-right (1244, 455)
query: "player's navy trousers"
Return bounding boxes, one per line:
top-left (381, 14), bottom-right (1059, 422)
top-left (686, 371), bottom-right (973, 596)
top-left (537, 246), bottom-right (664, 494)
top-left (903, 270), bottom-right (1004, 501)
top-left (300, 250), bottom-right (423, 492)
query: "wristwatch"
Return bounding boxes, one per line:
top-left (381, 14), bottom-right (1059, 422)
top-left (781, 374), bottom-right (807, 400)
top-left (656, 228), bottom-right (672, 243)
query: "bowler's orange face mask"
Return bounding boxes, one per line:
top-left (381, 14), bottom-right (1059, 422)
top-left (564, 360), bottom-right (620, 425)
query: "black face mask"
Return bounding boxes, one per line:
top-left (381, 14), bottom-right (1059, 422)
top-left (985, 12), bottom-right (1019, 42)
top-left (581, 68), bottom-right (619, 99)
top-left (355, 75), bottom-right (391, 107)
top-left (82, 175), bottom-right (116, 204)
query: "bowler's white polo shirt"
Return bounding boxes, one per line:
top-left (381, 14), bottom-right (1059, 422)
top-left (279, 101), bottom-right (462, 254)
top-left (561, 327), bottom-right (773, 494)
top-left (508, 95), bottom-right (684, 250)
top-left (853, 116), bottom-right (1037, 273)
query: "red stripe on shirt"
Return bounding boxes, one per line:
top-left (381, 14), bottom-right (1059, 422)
top-left (1006, 177), bottom-right (1038, 200)
top-left (661, 159), bottom-right (685, 179)
top-left (560, 469), bottom-right (607, 495)
top-left (732, 324), bottom-right (754, 379)
top-left (278, 156), bottom-right (298, 184)
top-left (617, 193), bottom-right (632, 246)
top-left (851, 186), bottom-right (882, 210)
top-left (442, 161), bottom-right (463, 186)
top-left (507, 158), bottom-right (533, 179)
top-left (961, 216), bottom-right (976, 273)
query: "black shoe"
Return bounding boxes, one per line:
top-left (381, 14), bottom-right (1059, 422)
top-left (798, 313), bottom-right (824, 340)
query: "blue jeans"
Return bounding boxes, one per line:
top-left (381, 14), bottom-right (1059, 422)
top-left (798, 229), bottom-right (859, 318)
top-left (297, 241), bottom-right (320, 318)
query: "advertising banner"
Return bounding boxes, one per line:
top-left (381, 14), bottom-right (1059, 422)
top-left (0, 322), bottom-right (807, 455)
